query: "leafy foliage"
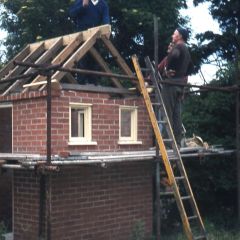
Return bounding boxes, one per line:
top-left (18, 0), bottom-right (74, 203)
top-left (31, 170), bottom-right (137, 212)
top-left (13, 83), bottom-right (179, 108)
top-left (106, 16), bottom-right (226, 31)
top-left (0, 0), bottom-right (189, 63)
top-left (183, 64), bottom-right (236, 147)
top-left (192, 0), bottom-right (240, 63)
top-left (0, 0), bottom-right (74, 59)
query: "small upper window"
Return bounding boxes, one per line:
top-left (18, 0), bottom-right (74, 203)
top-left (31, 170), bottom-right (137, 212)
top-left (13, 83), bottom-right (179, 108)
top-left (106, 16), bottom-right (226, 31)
top-left (68, 103), bottom-right (96, 145)
top-left (118, 106), bottom-right (142, 145)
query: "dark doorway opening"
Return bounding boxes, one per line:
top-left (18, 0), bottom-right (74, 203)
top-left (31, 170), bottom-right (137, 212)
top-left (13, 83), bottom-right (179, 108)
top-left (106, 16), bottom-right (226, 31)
top-left (0, 106), bottom-right (12, 153)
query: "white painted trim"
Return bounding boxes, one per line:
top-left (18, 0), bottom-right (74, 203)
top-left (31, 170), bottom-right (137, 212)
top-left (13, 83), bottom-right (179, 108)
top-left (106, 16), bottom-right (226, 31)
top-left (69, 103), bottom-right (94, 144)
top-left (118, 141), bottom-right (142, 145)
top-left (119, 106), bottom-right (139, 143)
top-left (68, 141), bottom-right (97, 146)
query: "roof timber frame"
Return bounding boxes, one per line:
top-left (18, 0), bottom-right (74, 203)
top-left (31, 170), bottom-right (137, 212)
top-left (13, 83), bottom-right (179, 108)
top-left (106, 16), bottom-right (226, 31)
top-left (0, 25), bottom-right (135, 96)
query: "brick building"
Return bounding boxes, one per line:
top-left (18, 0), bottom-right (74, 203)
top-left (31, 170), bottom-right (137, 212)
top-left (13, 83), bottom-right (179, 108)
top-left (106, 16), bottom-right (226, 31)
top-left (0, 25), bottom-right (157, 240)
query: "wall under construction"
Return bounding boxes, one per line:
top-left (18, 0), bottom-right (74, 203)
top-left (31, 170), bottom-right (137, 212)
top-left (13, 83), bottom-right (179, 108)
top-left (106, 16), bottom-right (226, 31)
top-left (13, 163), bottom-right (153, 240)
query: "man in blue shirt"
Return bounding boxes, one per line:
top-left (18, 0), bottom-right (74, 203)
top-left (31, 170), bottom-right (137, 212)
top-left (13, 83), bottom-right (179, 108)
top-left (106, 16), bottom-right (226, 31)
top-left (69, 0), bottom-right (110, 31)
top-left (69, 0), bottom-right (110, 84)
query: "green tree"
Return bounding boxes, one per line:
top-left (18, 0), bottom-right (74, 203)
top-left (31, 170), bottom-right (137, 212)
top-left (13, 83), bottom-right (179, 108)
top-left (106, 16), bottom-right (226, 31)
top-left (0, 0), bottom-right (74, 60)
top-left (183, 63), bottom-right (236, 146)
top-left (192, 0), bottom-right (240, 64)
top-left (0, 0), bottom-right (189, 63)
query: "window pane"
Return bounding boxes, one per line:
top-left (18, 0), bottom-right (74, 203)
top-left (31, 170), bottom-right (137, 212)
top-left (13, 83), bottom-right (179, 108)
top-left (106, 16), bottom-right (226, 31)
top-left (121, 109), bottom-right (131, 137)
top-left (71, 109), bottom-right (79, 137)
top-left (79, 111), bottom-right (84, 137)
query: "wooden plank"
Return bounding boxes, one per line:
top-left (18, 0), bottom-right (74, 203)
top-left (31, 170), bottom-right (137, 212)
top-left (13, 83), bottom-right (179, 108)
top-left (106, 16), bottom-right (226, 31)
top-left (89, 47), bottom-right (124, 89)
top-left (5, 43), bottom-right (45, 79)
top-left (81, 24), bottom-right (111, 42)
top-left (24, 79), bottom-right (61, 91)
top-left (21, 38), bottom-right (63, 93)
top-left (65, 73), bottom-right (78, 84)
top-left (23, 79), bottom-right (58, 88)
top-left (0, 45), bottom-right (30, 80)
top-left (39, 29), bottom-right (99, 90)
top-left (51, 33), bottom-right (83, 65)
top-left (1, 43), bottom-right (46, 96)
top-left (28, 24), bottom-right (111, 49)
top-left (26, 37), bottom-right (63, 75)
top-left (25, 33), bottom-right (83, 92)
top-left (101, 35), bottom-right (133, 77)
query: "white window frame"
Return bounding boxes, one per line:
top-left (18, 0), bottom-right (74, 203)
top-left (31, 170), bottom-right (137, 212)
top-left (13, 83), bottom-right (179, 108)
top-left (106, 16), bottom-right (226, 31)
top-left (68, 103), bottom-right (97, 145)
top-left (118, 106), bottom-right (142, 145)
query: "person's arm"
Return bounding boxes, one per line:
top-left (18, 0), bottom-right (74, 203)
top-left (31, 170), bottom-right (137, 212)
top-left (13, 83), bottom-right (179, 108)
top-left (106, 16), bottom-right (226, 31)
top-left (169, 46), bottom-right (180, 59)
top-left (101, 1), bottom-right (110, 24)
top-left (69, 0), bottom-right (85, 18)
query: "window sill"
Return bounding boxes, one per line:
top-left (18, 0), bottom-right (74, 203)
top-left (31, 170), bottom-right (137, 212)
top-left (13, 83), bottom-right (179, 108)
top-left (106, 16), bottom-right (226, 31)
top-left (68, 141), bottom-right (97, 146)
top-left (118, 140), bottom-right (142, 145)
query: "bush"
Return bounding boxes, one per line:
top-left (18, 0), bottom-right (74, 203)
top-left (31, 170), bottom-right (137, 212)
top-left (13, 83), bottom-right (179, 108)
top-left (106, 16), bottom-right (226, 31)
top-left (0, 222), bottom-right (7, 240)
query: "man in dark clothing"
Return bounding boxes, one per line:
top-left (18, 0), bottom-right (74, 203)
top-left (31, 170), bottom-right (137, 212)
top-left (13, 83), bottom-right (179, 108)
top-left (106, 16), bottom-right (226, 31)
top-left (69, 0), bottom-right (110, 84)
top-left (69, 0), bottom-right (110, 31)
top-left (161, 27), bottom-right (192, 148)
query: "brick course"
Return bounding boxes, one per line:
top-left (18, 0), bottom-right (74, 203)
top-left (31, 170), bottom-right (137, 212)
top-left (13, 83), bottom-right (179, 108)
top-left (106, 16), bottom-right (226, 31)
top-left (7, 90), bottom-right (153, 155)
top-left (13, 162), bottom-right (153, 240)
top-left (0, 170), bottom-right (12, 229)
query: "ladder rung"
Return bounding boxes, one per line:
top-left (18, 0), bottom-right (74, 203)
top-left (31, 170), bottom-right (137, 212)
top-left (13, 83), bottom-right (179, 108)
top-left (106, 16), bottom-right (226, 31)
top-left (175, 176), bottom-right (185, 180)
top-left (160, 191), bottom-right (174, 196)
top-left (163, 138), bottom-right (173, 143)
top-left (181, 195), bottom-right (191, 200)
top-left (158, 120), bottom-right (167, 124)
top-left (152, 102), bottom-right (162, 106)
top-left (188, 215), bottom-right (198, 220)
top-left (169, 157), bottom-right (179, 161)
top-left (194, 235), bottom-right (207, 240)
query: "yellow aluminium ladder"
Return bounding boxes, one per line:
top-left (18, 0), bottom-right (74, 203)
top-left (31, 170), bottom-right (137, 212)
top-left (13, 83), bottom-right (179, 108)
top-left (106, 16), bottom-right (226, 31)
top-left (132, 54), bottom-right (207, 240)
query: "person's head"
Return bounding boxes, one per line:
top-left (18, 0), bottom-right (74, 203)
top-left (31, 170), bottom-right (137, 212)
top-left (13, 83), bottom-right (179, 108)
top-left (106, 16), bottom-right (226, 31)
top-left (172, 27), bottom-right (189, 43)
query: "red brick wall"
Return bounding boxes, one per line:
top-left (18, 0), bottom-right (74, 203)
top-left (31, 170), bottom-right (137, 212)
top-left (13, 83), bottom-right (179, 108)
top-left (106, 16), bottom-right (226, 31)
top-left (13, 170), bottom-right (40, 240)
top-left (0, 170), bottom-right (12, 229)
top-left (13, 162), bottom-right (153, 240)
top-left (13, 98), bottom-right (47, 154)
top-left (10, 90), bottom-right (153, 155)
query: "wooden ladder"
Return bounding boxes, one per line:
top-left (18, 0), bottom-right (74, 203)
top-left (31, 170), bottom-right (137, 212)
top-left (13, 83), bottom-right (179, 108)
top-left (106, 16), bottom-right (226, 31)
top-left (132, 54), bottom-right (208, 240)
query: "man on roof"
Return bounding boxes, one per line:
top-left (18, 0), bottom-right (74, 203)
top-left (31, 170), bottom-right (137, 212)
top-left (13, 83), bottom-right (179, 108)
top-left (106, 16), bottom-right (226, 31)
top-left (69, 0), bottom-right (110, 31)
top-left (69, 0), bottom-right (110, 84)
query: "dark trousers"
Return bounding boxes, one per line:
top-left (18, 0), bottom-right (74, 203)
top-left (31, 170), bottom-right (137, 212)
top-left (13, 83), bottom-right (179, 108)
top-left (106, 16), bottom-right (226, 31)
top-left (162, 85), bottom-right (183, 146)
top-left (76, 53), bottom-right (99, 84)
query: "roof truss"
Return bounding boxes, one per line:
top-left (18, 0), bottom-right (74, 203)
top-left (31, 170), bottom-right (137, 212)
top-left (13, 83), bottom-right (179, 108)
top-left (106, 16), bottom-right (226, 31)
top-left (0, 25), bottom-right (134, 96)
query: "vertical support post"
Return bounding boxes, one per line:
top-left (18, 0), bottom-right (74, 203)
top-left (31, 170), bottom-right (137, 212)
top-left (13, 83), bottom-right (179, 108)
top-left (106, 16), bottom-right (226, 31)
top-left (153, 15), bottom-right (161, 240)
top-left (46, 72), bottom-right (52, 240)
top-left (235, 21), bottom-right (240, 224)
top-left (39, 174), bottom-right (46, 240)
top-left (47, 72), bottom-right (52, 165)
top-left (237, 90), bottom-right (240, 223)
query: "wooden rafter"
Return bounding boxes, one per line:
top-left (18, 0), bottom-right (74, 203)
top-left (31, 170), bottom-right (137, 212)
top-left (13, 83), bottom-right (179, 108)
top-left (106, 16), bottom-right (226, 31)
top-left (89, 47), bottom-right (124, 88)
top-left (23, 33), bottom-right (83, 92)
top-left (101, 35), bottom-right (134, 77)
top-left (6, 37), bottom-right (64, 95)
top-left (0, 24), bottom-right (137, 95)
top-left (2, 43), bottom-right (45, 96)
top-left (0, 45), bottom-right (30, 79)
top-left (39, 29), bottom-right (100, 91)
